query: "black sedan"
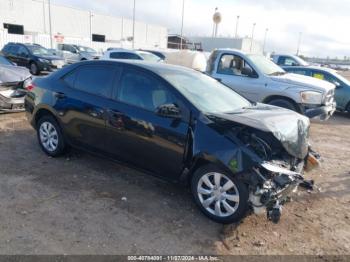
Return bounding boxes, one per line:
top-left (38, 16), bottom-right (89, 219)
top-left (25, 60), bottom-right (318, 224)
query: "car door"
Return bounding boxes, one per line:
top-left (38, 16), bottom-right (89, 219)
top-left (104, 66), bottom-right (190, 179)
top-left (212, 53), bottom-right (263, 101)
top-left (63, 45), bottom-right (79, 63)
top-left (6, 45), bottom-right (20, 64)
top-left (16, 46), bottom-right (31, 67)
top-left (56, 63), bottom-right (120, 152)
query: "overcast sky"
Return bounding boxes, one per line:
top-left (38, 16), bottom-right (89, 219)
top-left (53, 0), bottom-right (350, 58)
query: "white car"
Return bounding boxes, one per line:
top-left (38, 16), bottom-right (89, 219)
top-left (102, 49), bottom-right (163, 63)
top-left (207, 49), bottom-right (336, 120)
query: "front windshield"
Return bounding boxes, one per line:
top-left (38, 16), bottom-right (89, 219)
top-left (158, 69), bottom-right (251, 113)
top-left (76, 46), bottom-right (96, 53)
top-left (138, 52), bottom-right (161, 62)
top-left (334, 71), bottom-right (350, 86)
top-left (0, 55), bottom-right (13, 66)
top-left (27, 46), bottom-right (51, 56)
top-left (248, 54), bottom-right (285, 76)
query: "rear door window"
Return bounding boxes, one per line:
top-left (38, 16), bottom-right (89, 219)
top-left (71, 65), bottom-right (120, 98)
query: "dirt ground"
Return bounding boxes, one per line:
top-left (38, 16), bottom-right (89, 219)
top-left (0, 111), bottom-right (349, 255)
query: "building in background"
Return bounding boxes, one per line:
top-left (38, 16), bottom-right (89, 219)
top-left (0, 0), bottom-right (168, 52)
top-left (187, 36), bottom-right (263, 54)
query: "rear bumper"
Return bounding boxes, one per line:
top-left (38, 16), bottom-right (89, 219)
top-left (302, 102), bottom-right (336, 120)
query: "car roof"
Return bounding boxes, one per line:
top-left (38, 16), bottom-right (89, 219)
top-left (76, 59), bottom-right (194, 74)
top-left (284, 65), bottom-right (337, 74)
top-left (214, 48), bottom-right (251, 56)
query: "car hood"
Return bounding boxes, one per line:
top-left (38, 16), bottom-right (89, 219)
top-left (271, 73), bottom-right (335, 92)
top-left (0, 65), bottom-right (31, 84)
top-left (207, 104), bottom-right (310, 159)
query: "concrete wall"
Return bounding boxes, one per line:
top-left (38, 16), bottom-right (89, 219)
top-left (0, 0), bottom-right (168, 50)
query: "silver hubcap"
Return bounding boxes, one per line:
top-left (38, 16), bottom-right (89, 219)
top-left (197, 172), bottom-right (240, 217)
top-left (39, 122), bottom-right (59, 152)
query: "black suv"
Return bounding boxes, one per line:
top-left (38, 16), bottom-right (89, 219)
top-left (1, 43), bottom-right (65, 75)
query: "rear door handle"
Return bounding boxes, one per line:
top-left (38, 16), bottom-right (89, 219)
top-left (54, 92), bottom-right (66, 99)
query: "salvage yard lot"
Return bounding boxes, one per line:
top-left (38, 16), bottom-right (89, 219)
top-left (0, 112), bottom-right (349, 255)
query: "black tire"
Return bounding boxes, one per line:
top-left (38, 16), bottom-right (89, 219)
top-left (30, 62), bottom-right (40, 75)
top-left (268, 98), bottom-right (298, 112)
top-left (36, 115), bottom-right (66, 157)
top-left (191, 164), bottom-right (249, 224)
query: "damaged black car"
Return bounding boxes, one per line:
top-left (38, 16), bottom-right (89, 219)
top-left (25, 60), bottom-right (319, 224)
top-left (0, 54), bottom-right (31, 112)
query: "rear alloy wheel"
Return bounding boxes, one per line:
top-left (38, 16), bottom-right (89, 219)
top-left (191, 164), bottom-right (249, 224)
top-left (30, 62), bottom-right (39, 75)
top-left (37, 116), bottom-right (66, 157)
top-left (268, 98), bottom-right (297, 112)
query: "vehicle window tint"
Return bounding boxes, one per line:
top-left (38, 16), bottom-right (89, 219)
top-left (63, 71), bottom-right (77, 87)
top-left (324, 73), bottom-right (339, 85)
top-left (17, 46), bottom-right (29, 57)
top-left (118, 69), bottom-right (175, 111)
top-left (10, 45), bottom-right (19, 55)
top-left (2, 45), bottom-right (11, 53)
top-left (217, 54), bottom-right (252, 77)
top-left (74, 65), bottom-right (117, 98)
top-left (110, 52), bottom-right (123, 59)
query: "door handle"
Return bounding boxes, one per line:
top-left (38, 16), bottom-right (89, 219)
top-left (88, 108), bottom-right (104, 118)
top-left (54, 92), bottom-right (66, 99)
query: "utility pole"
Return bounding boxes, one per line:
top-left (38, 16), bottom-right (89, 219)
top-left (48, 0), bottom-right (53, 48)
top-left (180, 0), bottom-right (185, 50)
top-left (132, 0), bottom-right (136, 49)
top-left (263, 28), bottom-right (269, 54)
top-left (250, 23), bottom-right (256, 52)
top-left (42, 0), bottom-right (46, 33)
top-left (89, 11), bottom-right (93, 45)
top-left (235, 15), bottom-right (240, 38)
top-left (296, 32), bottom-right (302, 56)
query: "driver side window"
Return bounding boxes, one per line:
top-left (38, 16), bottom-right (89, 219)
top-left (117, 69), bottom-right (176, 112)
top-left (217, 54), bottom-right (253, 77)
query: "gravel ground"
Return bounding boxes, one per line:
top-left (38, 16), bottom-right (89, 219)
top-left (1, 69), bottom-right (350, 256)
top-left (0, 111), bottom-right (349, 255)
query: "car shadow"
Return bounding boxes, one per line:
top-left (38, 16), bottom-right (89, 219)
top-left (0, 127), bottom-right (224, 254)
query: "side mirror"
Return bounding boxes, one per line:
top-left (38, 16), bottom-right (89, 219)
top-left (156, 104), bottom-right (181, 119)
top-left (241, 67), bottom-right (256, 78)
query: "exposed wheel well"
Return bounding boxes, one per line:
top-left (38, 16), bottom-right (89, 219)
top-left (34, 109), bottom-right (58, 128)
top-left (346, 101), bottom-right (350, 112)
top-left (263, 95), bottom-right (301, 113)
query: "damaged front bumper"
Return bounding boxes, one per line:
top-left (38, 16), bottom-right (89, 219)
top-left (0, 88), bottom-right (26, 112)
top-left (248, 153), bottom-right (319, 223)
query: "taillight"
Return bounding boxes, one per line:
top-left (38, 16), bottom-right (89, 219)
top-left (24, 79), bottom-right (35, 91)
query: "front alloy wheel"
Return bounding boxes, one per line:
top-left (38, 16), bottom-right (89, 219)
top-left (192, 165), bottom-right (249, 224)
